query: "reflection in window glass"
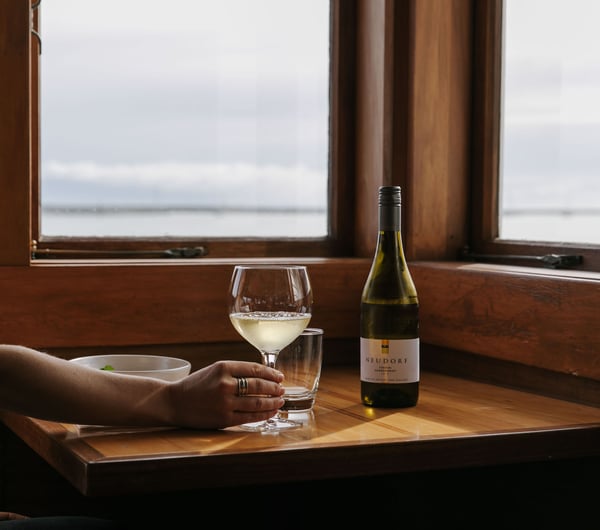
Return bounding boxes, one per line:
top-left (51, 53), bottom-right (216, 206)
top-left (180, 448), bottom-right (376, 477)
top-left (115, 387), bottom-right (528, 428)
top-left (500, 0), bottom-right (600, 244)
top-left (41, 0), bottom-right (329, 237)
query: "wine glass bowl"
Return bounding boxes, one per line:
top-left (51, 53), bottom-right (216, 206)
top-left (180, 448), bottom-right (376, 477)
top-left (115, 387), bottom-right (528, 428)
top-left (228, 264), bottom-right (312, 432)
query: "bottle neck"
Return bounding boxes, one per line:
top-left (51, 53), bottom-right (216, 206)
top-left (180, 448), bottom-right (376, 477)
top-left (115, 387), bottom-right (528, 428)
top-left (378, 204), bottom-right (401, 232)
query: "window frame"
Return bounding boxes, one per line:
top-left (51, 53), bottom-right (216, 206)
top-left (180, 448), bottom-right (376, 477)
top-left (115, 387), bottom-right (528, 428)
top-left (29, 0), bottom-right (355, 260)
top-left (470, 0), bottom-right (600, 272)
top-left (1, 0), bottom-right (598, 404)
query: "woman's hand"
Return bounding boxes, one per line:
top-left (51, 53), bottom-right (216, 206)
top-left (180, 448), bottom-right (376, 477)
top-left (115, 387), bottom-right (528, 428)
top-left (0, 345), bottom-right (284, 431)
top-left (167, 360), bottom-right (285, 430)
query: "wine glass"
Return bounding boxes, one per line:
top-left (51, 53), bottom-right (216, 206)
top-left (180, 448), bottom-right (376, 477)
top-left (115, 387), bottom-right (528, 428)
top-left (228, 264), bottom-right (312, 433)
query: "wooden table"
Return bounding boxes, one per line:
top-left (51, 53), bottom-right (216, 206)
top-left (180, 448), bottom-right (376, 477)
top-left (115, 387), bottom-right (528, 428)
top-left (2, 366), bottom-right (599, 499)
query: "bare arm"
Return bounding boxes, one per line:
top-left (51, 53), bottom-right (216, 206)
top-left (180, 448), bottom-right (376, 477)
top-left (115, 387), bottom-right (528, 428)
top-left (0, 345), bottom-right (284, 430)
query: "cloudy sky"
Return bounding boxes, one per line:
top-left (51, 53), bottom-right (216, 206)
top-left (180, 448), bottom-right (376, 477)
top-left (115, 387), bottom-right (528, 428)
top-left (40, 0), bottom-right (329, 209)
top-left (501, 0), bottom-right (600, 212)
top-left (39, 0), bottom-right (599, 242)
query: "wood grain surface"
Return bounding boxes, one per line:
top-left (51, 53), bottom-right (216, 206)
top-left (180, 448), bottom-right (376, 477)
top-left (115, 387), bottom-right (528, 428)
top-left (2, 366), bottom-right (598, 497)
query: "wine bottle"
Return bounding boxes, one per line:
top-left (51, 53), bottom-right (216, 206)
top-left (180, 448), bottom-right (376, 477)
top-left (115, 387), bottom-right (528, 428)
top-left (360, 185), bottom-right (419, 407)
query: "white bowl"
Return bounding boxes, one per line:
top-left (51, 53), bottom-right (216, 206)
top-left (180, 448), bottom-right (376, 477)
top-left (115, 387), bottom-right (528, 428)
top-left (70, 354), bottom-right (191, 382)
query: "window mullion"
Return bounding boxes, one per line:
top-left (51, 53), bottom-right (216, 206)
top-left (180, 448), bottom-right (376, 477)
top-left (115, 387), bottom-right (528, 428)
top-left (0, 0), bottom-right (32, 266)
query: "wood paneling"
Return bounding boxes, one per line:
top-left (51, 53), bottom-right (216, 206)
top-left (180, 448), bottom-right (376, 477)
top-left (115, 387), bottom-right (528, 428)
top-left (0, 259), bottom-right (370, 348)
top-left (407, 0), bottom-right (472, 260)
top-left (354, 0), bottom-right (474, 260)
top-left (0, 259), bottom-right (597, 393)
top-left (354, 0), bottom-right (388, 257)
top-left (0, 0), bottom-right (31, 265)
top-left (412, 261), bottom-right (600, 381)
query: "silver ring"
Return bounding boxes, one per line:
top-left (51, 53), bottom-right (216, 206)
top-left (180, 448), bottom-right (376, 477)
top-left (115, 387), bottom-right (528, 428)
top-left (236, 376), bottom-right (248, 397)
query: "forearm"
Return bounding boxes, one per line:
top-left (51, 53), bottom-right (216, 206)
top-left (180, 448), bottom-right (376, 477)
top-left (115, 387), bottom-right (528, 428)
top-left (1, 345), bottom-right (288, 430)
top-left (0, 345), bottom-right (173, 426)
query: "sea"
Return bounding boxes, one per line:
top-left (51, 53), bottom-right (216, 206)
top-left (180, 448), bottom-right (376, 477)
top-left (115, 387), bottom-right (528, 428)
top-left (41, 207), bottom-right (600, 245)
top-left (41, 208), bottom-right (329, 239)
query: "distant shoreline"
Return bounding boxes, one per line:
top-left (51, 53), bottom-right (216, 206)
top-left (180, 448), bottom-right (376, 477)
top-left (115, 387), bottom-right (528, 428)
top-left (42, 205), bottom-right (327, 215)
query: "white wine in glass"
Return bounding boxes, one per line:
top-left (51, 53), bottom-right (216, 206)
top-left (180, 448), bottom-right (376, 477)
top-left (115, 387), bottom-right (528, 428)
top-left (228, 264), bottom-right (312, 432)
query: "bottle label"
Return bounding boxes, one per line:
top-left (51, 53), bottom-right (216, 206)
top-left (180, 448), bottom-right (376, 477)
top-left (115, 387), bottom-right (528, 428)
top-left (360, 338), bottom-right (419, 383)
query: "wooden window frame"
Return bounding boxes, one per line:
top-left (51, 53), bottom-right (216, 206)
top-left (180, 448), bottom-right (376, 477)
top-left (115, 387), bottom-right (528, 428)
top-left (470, 0), bottom-right (600, 271)
top-left (1, 0), bottom-right (598, 405)
top-left (28, 0), bottom-right (355, 260)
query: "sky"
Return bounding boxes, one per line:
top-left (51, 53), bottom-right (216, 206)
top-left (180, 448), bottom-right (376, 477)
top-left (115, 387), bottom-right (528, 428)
top-left (40, 0), bottom-right (330, 209)
top-left (501, 0), bottom-right (600, 212)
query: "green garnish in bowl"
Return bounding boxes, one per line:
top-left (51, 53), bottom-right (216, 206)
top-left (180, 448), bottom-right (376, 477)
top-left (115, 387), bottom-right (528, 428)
top-left (100, 364), bottom-right (115, 371)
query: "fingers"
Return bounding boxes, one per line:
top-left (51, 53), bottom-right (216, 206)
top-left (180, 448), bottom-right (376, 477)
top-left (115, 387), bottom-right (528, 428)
top-left (234, 395), bottom-right (285, 413)
top-left (174, 360), bottom-right (289, 429)
top-left (225, 360), bottom-right (285, 398)
top-left (226, 360), bottom-right (284, 383)
top-left (233, 376), bottom-right (284, 398)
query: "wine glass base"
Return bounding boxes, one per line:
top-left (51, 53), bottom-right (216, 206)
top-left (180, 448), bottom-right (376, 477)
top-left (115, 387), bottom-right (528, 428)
top-left (239, 417), bottom-right (303, 434)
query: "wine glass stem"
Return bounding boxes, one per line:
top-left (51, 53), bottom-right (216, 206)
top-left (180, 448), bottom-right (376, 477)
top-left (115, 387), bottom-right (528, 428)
top-left (254, 349), bottom-right (301, 431)
top-left (260, 350), bottom-right (300, 429)
top-left (262, 352), bottom-right (278, 369)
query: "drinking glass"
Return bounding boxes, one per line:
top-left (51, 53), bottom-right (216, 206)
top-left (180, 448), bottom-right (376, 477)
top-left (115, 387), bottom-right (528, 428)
top-left (278, 328), bottom-right (323, 413)
top-left (228, 264), bottom-right (312, 432)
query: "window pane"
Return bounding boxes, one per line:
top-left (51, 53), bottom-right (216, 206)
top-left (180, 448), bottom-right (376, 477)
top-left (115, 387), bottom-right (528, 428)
top-left (500, 0), bottom-right (600, 245)
top-left (40, 0), bottom-right (329, 238)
